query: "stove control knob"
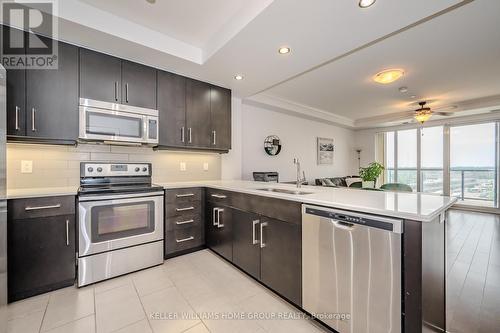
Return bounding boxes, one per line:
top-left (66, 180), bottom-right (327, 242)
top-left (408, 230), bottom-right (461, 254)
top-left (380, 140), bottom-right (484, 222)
top-left (97, 167), bottom-right (103, 172)
top-left (135, 167), bottom-right (140, 172)
top-left (142, 167), bottom-right (148, 172)
top-left (87, 167), bottom-right (94, 172)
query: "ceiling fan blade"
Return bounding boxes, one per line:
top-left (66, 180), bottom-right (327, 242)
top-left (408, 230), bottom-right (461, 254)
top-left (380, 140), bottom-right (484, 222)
top-left (434, 111), bottom-right (455, 116)
top-left (433, 105), bottom-right (458, 112)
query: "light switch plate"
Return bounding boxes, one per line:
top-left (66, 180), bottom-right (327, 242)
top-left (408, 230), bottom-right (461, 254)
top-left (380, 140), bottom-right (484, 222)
top-left (180, 162), bottom-right (187, 171)
top-left (21, 160), bottom-right (33, 173)
top-left (203, 162), bottom-right (209, 171)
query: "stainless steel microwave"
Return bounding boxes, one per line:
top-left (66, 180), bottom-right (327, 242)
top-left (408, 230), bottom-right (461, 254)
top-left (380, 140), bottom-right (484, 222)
top-left (79, 98), bottom-right (159, 145)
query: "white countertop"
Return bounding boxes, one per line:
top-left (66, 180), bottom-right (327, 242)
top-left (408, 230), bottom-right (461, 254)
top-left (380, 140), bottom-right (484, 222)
top-left (7, 186), bottom-right (79, 199)
top-left (158, 180), bottom-right (457, 222)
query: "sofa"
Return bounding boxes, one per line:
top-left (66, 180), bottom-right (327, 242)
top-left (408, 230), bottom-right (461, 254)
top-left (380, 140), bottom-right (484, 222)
top-left (315, 176), bottom-right (362, 188)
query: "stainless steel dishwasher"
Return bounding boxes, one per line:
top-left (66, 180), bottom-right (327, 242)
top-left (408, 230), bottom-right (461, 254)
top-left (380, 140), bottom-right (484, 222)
top-left (302, 205), bottom-right (403, 333)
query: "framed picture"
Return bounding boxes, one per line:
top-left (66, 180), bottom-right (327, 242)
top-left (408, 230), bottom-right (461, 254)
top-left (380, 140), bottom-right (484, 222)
top-left (317, 137), bottom-right (334, 165)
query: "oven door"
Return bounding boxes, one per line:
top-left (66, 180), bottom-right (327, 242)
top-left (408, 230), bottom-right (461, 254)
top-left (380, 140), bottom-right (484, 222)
top-left (78, 192), bottom-right (164, 257)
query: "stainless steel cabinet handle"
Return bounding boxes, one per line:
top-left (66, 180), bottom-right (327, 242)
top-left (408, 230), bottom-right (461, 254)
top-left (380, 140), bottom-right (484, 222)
top-left (176, 219), bottom-right (194, 225)
top-left (260, 222), bottom-right (268, 248)
top-left (181, 127), bottom-right (185, 143)
top-left (25, 204), bottom-right (61, 211)
top-left (211, 194), bottom-right (227, 199)
top-left (65, 220), bottom-right (70, 246)
top-left (188, 128), bottom-right (192, 143)
top-left (176, 193), bottom-right (194, 198)
top-left (176, 236), bottom-right (194, 243)
top-left (125, 83), bottom-right (129, 103)
top-left (15, 106), bottom-right (20, 130)
top-left (176, 206), bottom-right (194, 212)
top-left (212, 130), bottom-right (216, 145)
top-left (217, 208), bottom-right (224, 228)
top-left (31, 108), bottom-right (36, 132)
top-left (213, 208), bottom-right (219, 227)
top-left (114, 81), bottom-right (118, 101)
top-left (252, 220), bottom-right (260, 245)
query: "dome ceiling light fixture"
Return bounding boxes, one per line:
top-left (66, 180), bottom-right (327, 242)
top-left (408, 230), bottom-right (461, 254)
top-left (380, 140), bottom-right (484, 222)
top-left (359, 0), bottom-right (376, 8)
top-left (373, 69), bottom-right (405, 84)
top-left (278, 47), bottom-right (291, 54)
top-left (234, 74), bottom-right (244, 81)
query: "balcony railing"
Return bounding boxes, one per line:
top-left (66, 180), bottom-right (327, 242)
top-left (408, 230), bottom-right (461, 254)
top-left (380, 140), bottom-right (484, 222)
top-left (386, 167), bottom-right (497, 205)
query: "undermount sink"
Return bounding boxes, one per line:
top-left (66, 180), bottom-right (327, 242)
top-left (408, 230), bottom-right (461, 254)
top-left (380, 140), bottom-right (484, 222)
top-left (255, 188), bottom-right (313, 195)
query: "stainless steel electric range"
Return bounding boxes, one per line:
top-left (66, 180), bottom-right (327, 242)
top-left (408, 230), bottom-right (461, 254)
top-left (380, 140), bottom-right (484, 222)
top-left (77, 162), bottom-right (164, 287)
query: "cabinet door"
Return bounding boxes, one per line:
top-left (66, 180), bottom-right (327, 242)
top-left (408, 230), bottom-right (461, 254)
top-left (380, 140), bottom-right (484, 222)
top-left (232, 208), bottom-right (260, 279)
top-left (79, 48), bottom-right (122, 103)
top-left (210, 86), bottom-right (231, 150)
top-left (2, 27), bottom-right (26, 136)
top-left (186, 79), bottom-right (211, 147)
top-left (206, 203), bottom-right (232, 261)
top-left (26, 38), bottom-right (78, 140)
top-left (8, 215), bottom-right (75, 302)
top-left (158, 71), bottom-right (186, 147)
top-left (260, 216), bottom-right (302, 306)
top-left (121, 60), bottom-right (157, 109)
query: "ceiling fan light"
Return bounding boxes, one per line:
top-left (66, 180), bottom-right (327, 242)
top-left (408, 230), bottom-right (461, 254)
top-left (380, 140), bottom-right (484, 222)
top-left (414, 111), bottom-right (432, 124)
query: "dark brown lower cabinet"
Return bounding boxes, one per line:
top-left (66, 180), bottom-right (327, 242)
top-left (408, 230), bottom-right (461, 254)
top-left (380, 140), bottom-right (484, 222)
top-left (206, 202), bottom-right (233, 261)
top-left (8, 213), bottom-right (75, 302)
top-left (232, 208), bottom-right (260, 280)
top-left (260, 216), bottom-right (302, 306)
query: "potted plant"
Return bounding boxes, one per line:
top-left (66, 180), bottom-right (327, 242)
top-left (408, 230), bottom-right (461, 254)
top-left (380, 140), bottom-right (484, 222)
top-left (359, 162), bottom-right (384, 188)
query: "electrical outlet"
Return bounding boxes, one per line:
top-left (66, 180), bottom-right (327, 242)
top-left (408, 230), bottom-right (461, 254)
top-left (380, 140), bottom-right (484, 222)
top-left (21, 160), bottom-right (33, 173)
top-left (203, 162), bottom-right (209, 171)
top-left (180, 162), bottom-right (187, 171)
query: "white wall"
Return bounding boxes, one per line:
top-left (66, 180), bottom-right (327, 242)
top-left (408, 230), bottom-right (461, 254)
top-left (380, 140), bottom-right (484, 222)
top-left (221, 98), bottom-right (243, 180)
top-left (353, 128), bottom-right (378, 169)
top-left (240, 103), bottom-right (357, 183)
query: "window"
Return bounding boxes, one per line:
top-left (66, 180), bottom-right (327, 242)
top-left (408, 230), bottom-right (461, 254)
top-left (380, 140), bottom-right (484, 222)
top-left (397, 129), bottom-right (417, 191)
top-left (450, 123), bottom-right (497, 207)
top-left (421, 126), bottom-right (444, 194)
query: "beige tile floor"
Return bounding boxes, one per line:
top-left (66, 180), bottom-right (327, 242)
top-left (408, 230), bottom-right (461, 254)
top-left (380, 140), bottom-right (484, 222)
top-left (7, 250), bottom-right (329, 333)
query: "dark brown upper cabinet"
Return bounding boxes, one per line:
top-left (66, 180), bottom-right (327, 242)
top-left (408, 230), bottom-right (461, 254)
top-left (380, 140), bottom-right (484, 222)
top-left (26, 36), bottom-right (78, 141)
top-left (79, 48), bottom-right (122, 104)
top-left (80, 49), bottom-right (157, 109)
top-left (2, 27), bottom-right (78, 143)
top-left (186, 79), bottom-right (212, 148)
top-left (121, 60), bottom-right (157, 109)
top-left (210, 86), bottom-right (231, 150)
top-left (157, 71), bottom-right (232, 152)
top-left (157, 71), bottom-right (186, 147)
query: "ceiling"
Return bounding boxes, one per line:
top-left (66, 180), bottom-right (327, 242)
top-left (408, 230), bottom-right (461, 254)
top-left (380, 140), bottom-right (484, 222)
top-left (261, 0), bottom-right (500, 128)
top-left (79, 0), bottom-right (252, 48)
top-left (14, 0), bottom-right (499, 129)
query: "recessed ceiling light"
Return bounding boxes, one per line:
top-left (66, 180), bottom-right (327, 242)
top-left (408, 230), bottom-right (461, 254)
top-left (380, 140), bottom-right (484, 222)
top-left (410, 95), bottom-right (417, 99)
top-left (373, 69), bottom-right (405, 84)
top-left (234, 75), bottom-right (244, 81)
top-left (278, 47), bottom-right (291, 54)
top-left (359, 0), bottom-right (376, 8)
top-left (399, 86), bottom-right (408, 93)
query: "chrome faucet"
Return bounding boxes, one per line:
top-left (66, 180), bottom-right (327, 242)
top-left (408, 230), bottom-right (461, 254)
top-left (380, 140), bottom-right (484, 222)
top-left (294, 158), bottom-right (306, 188)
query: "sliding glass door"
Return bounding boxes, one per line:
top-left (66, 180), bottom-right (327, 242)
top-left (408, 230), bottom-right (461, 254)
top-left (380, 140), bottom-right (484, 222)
top-left (450, 123), bottom-right (497, 207)
top-left (381, 121), bottom-right (499, 210)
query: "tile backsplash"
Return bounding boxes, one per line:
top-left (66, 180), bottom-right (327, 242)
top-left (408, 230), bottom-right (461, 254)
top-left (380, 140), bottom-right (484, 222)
top-left (7, 143), bottom-right (221, 189)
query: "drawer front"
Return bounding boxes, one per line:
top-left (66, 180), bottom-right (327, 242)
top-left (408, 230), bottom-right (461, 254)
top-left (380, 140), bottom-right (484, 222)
top-left (165, 213), bottom-right (202, 231)
top-left (166, 188), bottom-right (202, 204)
top-left (165, 225), bottom-right (203, 254)
top-left (206, 188), bottom-right (232, 205)
top-left (166, 201), bottom-right (202, 218)
top-left (9, 196), bottom-right (75, 220)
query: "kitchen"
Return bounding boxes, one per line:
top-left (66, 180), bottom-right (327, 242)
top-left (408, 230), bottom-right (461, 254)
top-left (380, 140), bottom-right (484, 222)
top-left (1, 1), bottom-right (499, 333)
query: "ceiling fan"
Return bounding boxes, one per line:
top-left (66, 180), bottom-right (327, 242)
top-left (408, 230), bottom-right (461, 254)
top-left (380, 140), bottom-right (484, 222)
top-left (411, 101), bottom-right (456, 124)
